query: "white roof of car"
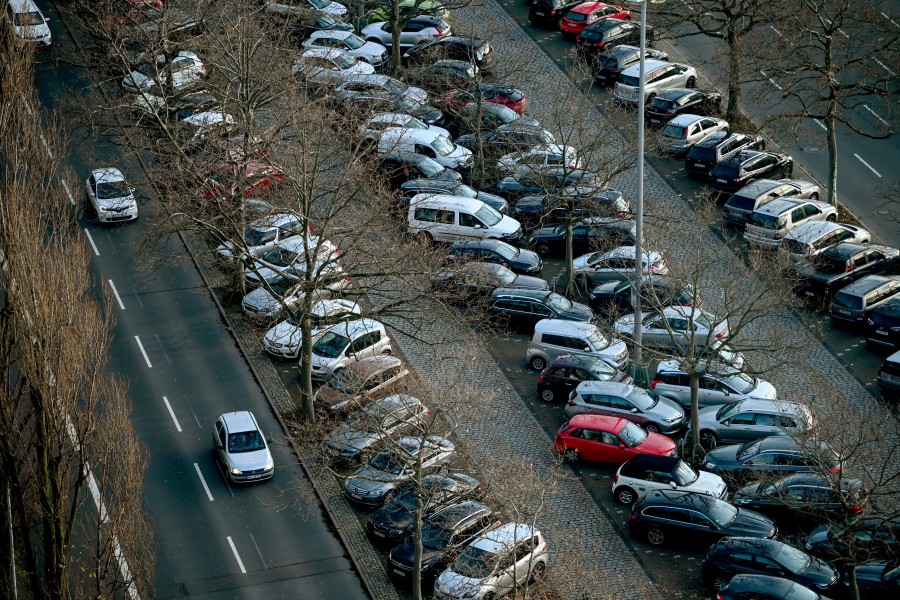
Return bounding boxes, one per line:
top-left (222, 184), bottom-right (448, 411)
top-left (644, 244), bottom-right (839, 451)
top-left (342, 73), bottom-right (393, 86)
top-left (322, 318), bottom-right (385, 339)
top-left (410, 194), bottom-right (483, 211)
top-left (300, 47), bottom-right (350, 61)
top-left (9, 0), bottom-right (40, 12)
top-left (312, 298), bottom-right (361, 317)
top-left (220, 410), bottom-right (259, 434)
top-left (600, 245), bottom-right (664, 263)
top-left (620, 59), bottom-right (670, 77)
top-left (534, 318), bottom-right (598, 336)
top-left (379, 127), bottom-right (443, 146)
top-left (367, 113), bottom-right (417, 126)
top-left (470, 523), bottom-right (538, 554)
top-left (181, 111), bottom-right (233, 127)
top-left (91, 167), bottom-right (126, 183)
top-left (575, 380), bottom-right (633, 395)
top-left (308, 29), bottom-right (355, 41)
top-left (250, 213), bottom-right (301, 230)
top-left (783, 221), bottom-right (849, 243)
top-left (667, 114), bottom-right (708, 127)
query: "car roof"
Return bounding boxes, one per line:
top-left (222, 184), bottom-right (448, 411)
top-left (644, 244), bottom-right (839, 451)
top-left (469, 522), bottom-right (537, 554)
top-left (380, 127), bottom-right (443, 144)
top-left (91, 167), bottom-right (126, 183)
top-left (310, 29), bottom-right (353, 40)
top-left (249, 212), bottom-right (301, 230)
top-left (753, 198), bottom-right (804, 215)
top-left (654, 358), bottom-right (739, 376)
top-left (410, 193), bottom-right (483, 211)
top-left (724, 574), bottom-right (806, 595)
top-left (368, 112), bottom-right (416, 125)
top-left (605, 44), bottom-right (640, 57)
top-left (491, 288), bottom-right (553, 301)
top-left (730, 179), bottom-right (785, 198)
top-left (220, 411), bottom-right (258, 433)
top-left (344, 354), bottom-right (404, 378)
top-left (567, 413), bottom-right (628, 431)
top-left (322, 318), bottom-right (385, 339)
top-left (712, 537), bottom-right (784, 555)
top-left (620, 59), bottom-right (669, 77)
top-left (9, 0), bottom-right (40, 12)
top-left (731, 398), bottom-right (806, 416)
top-left (300, 48), bottom-right (348, 60)
top-left (601, 245), bottom-right (663, 262)
top-left (623, 453), bottom-right (680, 472)
top-left (575, 380), bottom-right (633, 396)
top-left (367, 394), bottom-right (423, 415)
top-left (312, 298), bottom-right (361, 317)
top-left (656, 87), bottom-right (695, 100)
top-left (427, 501), bottom-right (491, 528)
top-left (824, 242), bottom-right (869, 259)
top-left (838, 275), bottom-right (897, 296)
top-left (571, 1), bottom-right (605, 12)
top-left (533, 318), bottom-right (596, 335)
top-left (667, 114), bottom-right (709, 127)
top-left (784, 220), bottom-right (847, 243)
top-left (551, 354), bottom-right (609, 369)
top-left (639, 489), bottom-right (721, 510)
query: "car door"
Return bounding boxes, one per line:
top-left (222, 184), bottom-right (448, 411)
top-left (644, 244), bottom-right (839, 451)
top-left (549, 367), bottom-right (580, 397)
top-left (699, 375), bottom-right (730, 406)
top-left (458, 211), bottom-right (489, 240)
top-left (522, 300), bottom-right (554, 330)
top-left (751, 413), bottom-right (785, 439)
top-left (720, 412), bottom-right (759, 443)
top-left (85, 174), bottom-right (98, 209)
top-left (348, 331), bottom-right (378, 362)
top-left (492, 551), bottom-right (517, 596)
top-left (214, 419), bottom-right (228, 466)
top-left (512, 540), bottom-right (537, 585)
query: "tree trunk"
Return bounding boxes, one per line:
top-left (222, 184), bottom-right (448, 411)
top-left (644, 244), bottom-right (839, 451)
top-left (724, 23), bottom-right (742, 124)
top-left (689, 372), bottom-right (702, 461)
top-left (564, 218), bottom-right (576, 297)
top-left (390, 0), bottom-right (402, 76)
top-left (847, 565), bottom-right (860, 600)
top-left (410, 443), bottom-right (425, 600)
top-left (299, 312), bottom-right (315, 421)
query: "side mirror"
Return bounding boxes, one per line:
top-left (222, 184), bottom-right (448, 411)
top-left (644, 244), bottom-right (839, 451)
top-left (618, 443), bottom-right (626, 449)
top-left (347, 352), bottom-right (356, 359)
top-left (669, 481), bottom-right (678, 489)
top-left (630, 407), bottom-right (638, 414)
top-left (473, 223), bottom-right (484, 229)
top-left (582, 347), bottom-right (591, 352)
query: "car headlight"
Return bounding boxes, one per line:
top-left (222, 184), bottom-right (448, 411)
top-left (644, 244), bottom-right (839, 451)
top-left (230, 467), bottom-right (242, 476)
top-left (265, 459), bottom-right (274, 471)
top-left (98, 205), bottom-right (108, 212)
top-left (128, 201), bottom-right (137, 210)
top-left (735, 497), bottom-right (751, 505)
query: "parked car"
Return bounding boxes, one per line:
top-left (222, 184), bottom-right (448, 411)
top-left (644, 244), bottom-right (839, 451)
top-left (321, 395), bottom-right (429, 464)
top-left (216, 213), bottom-right (306, 263)
top-left (527, 217), bottom-right (636, 258)
top-left (302, 30), bottom-right (388, 68)
top-left (121, 50), bottom-right (206, 93)
top-left (691, 399), bottom-right (814, 450)
top-left (703, 538), bottom-right (840, 594)
top-left (701, 437), bottom-right (841, 484)
top-left (805, 518), bottom-right (900, 564)
top-left (212, 411), bottom-right (274, 483)
top-left (650, 360), bottom-right (777, 410)
top-left (866, 298), bottom-right (900, 349)
top-left (722, 178), bottom-right (821, 228)
top-left (630, 490), bottom-right (776, 546)
top-left (365, 0), bottom-right (449, 23)
top-left (877, 350), bottom-right (900, 395)
top-left (404, 59), bottom-right (478, 93)
top-left (685, 131), bottom-right (766, 178)
top-left (361, 15), bottom-right (450, 49)
top-left (572, 245), bottom-right (668, 286)
top-left (402, 35), bottom-right (496, 71)
top-left (315, 355), bottom-right (411, 414)
top-left (446, 239), bottom-right (543, 276)
top-left (433, 84), bottom-right (529, 115)
top-left (285, 10), bottom-right (353, 41)
top-left (398, 179), bottom-right (507, 214)
top-left (734, 473), bottom-right (867, 522)
top-left (658, 114), bottom-right (729, 156)
top-left (377, 128), bottom-right (472, 171)
top-left (265, 0), bottom-right (347, 18)
top-left (614, 305), bottom-right (728, 351)
top-left (368, 473), bottom-right (483, 544)
top-left (526, 318), bottom-right (629, 371)
top-left (511, 188), bottom-right (628, 229)
top-left (555, 414), bottom-right (677, 464)
top-left (576, 17), bottom-right (649, 57)
top-left (387, 501), bottom-right (499, 584)
top-left (310, 319), bottom-right (392, 380)
top-left (778, 221), bottom-right (872, 264)
top-left (494, 167), bottom-right (599, 200)
top-left (84, 167), bottom-right (139, 224)
top-left (529, 0), bottom-right (582, 27)
top-left (443, 104), bottom-right (541, 138)
top-left (744, 198), bottom-right (838, 247)
top-left (559, 2), bottom-right (633, 39)
top-left (537, 353), bottom-right (632, 403)
top-left (830, 275), bottom-right (900, 327)
top-left (645, 88), bottom-right (723, 125)
top-left (263, 298), bottom-right (361, 359)
top-left (709, 150), bottom-right (795, 194)
top-left (592, 44), bottom-right (668, 84)
top-left (343, 436), bottom-right (455, 506)
top-left (844, 561), bottom-right (900, 599)
top-left (431, 261), bottom-right (548, 301)
top-left (291, 48), bottom-right (374, 87)
top-left (613, 454), bottom-right (727, 505)
top-left (359, 112), bottom-right (450, 144)
top-left (334, 73), bottom-right (429, 105)
top-left (433, 523), bottom-right (549, 600)
top-left (496, 144), bottom-right (583, 177)
top-left (5, 0), bottom-right (51, 46)
top-left (406, 195), bottom-right (522, 244)
top-left (337, 88), bottom-right (444, 125)
top-left (716, 574), bottom-right (830, 600)
top-left (588, 275), bottom-right (699, 316)
top-left (564, 380), bottom-right (685, 434)
top-left (241, 266), bottom-right (347, 322)
top-left (243, 235), bottom-right (339, 287)
top-left (484, 289), bottom-right (594, 333)
top-left (378, 151), bottom-right (461, 188)
top-left (793, 243), bottom-right (900, 305)
top-left (614, 59), bottom-right (697, 105)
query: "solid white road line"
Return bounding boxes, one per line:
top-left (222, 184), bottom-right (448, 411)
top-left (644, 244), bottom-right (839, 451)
top-left (226, 536), bottom-right (247, 574)
top-left (108, 279), bottom-right (125, 310)
top-left (769, 25), bottom-right (783, 36)
top-left (162, 396), bottom-right (182, 432)
top-left (863, 104), bottom-right (890, 128)
top-left (249, 534), bottom-right (268, 569)
top-left (194, 463), bottom-right (213, 501)
top-left (83, 228), bottom-right (100, 256)
top-left (854, 153), bottom-right (882, 178)
top-left (87, 467), bottom-right (140, 600)
top-left (874, 57), bottom-right (895, 74)
top-left (882, 12), bottom-right (899, 29)
top-left (61, 179), bottom-right (75, 205)
top-left (134, 335), bottom-right (152, 368)
top-left (813, 119), bottom-right (827, 130)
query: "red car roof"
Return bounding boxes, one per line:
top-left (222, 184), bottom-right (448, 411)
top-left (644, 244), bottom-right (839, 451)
top-left (567, 413), bottom-right (628, 432)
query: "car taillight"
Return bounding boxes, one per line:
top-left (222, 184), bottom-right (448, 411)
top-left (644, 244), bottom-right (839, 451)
top-left (630, 513), bottom-right (637, 520)
top-left (537, 374), bottom-right (547, 384)
top-left (846, 264), bottom-right (853, 272)
top-left (715, 332), bottom-right (723, 339)
top-left (716, 594), bottom-right (724, 600)
top-left (829, 465), bottom-right (840, 474)
top-left (433, 29), bottom-right (444, 37)
top-left (614, 474), bottom-right (618, 483)
top-left (615, 211), bottom-right (626, 218)
top-left (502, 262), bottom-right (509, 268)
top-left (567, 399), bottom-right (577, 406)
top-left (858, 310), bottom-right (867, 318)
top-left (650, 379), bottom-right (660, 389)
top-left (683, 301), bottom-right (694, 307)
top-left (849, 505), bottom-right (862, 514)
top-left (682, 129), bottom-right (689, 140)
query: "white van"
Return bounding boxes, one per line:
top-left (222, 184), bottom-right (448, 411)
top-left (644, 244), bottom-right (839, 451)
top-left (378, 128), bottom-right (473, 171)
top-left (407, 194), bottom-right (522, 244)
top-left (5, 0), bottom-right (50, 46)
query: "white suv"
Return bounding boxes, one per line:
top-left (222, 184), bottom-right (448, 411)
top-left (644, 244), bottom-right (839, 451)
top-left (614, 59), bottom-right (697, 104)
top-left (309, 319), bottom-right (392, 379)
top-left (434, 523), bottom-right (548, 600)
top-left (612, 454), bottom-right (727, 505)
top-left (744, 198), bottom-right (838, 247)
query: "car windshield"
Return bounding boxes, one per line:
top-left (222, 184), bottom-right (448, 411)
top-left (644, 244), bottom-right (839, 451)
top-left (586, 329), bottom-right (609, 350)
top-left (431, 135), bottom-right (456, 156)
top-left (717, 371), bottom-right (756, 394)
top-left (626, 387), bottom-right (658, 411)
top-left (833, 292), bottom-right (864, 310)
top-left (416, 157), bottom-right (443, 178)
top-left (344, 34), bottom-right (366, 50)
top-left (546, 292), bottom-right (573, 312)
top-left (382, 77), bottom-right (407, 94)
top-left (334, 52), bottom-right (357, 69)
top-left (619, 421), bottom-right (647, 446)
top-left (474, 203), bottom-right (503, 226)
top-left (312, 332), bottom-right (350, 358)
top-left (453, 184), bottom-right (478, 198)
top-left (814, 254), bottom-right (849, 274)
top-left (15, 11), bottom-right (44, 26)
top-left (369, 452), bottom-right (407, 475)
top-left (135, 62), bottom-right (158, 77)
top-left (716, 401), bottom-right (744, 421)
top-left (661, 124), bottom-right (685, 140)
top-left (774, 544), bottom-right (812, 574)
top-left (706, 498), bottom-right (738, 527)
top-left (394, 94), bottom-right (421, 113)
top-left (245, 227), bottom-right (276, 247)
top-left (673, 461), bottom-right (698, 485)
top-left (782, 238), bottom-right (809, 255)
top-left (619, 75), bottom-right (639, 87)
top-left (453, 545), bottom-right (496, 579)
top-left (96, 180), bottom-right (131, 200)
top-left (327, 369), bottom-right (360, 393)
top-left (496, 267), bottom-right (516, 287)
top-left (405, 117), bottom-right (428, 129)
top-left (649, 97), bottom-right (676, 111)
top-left (588, 360), bottom-right (616, 378)
top-left (262, 247), bottom-right (298, 267)
top-left (493, 241), bottom-right (520, 260)
top-left (737, 438), bottom-right (763, 460)
top-left (421, 522), bottom-right (453, 550)
top-left (227, 430), bottom-right (266, 453)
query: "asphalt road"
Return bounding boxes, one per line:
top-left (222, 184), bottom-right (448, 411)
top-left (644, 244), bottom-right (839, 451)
top-left (32, 2), bottom-right (370, 598)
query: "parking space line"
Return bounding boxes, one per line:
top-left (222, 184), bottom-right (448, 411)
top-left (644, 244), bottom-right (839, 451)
top-left (162, 396), bottom-right (182, 432)
top-left (854, 153), bottom-right (882, 177)
top-left (873, 57), bottom-right (895, 74)
top-left (882, 12), bottom-right (899, 28)
top-left (226, 536), bottom-right (247, 574)
top-left (194, 463), bottom-right (213, 501)
top-left (134, 335), bottom-right (152, 368)
top-left (813, 118), bottom-right (827, 130)
top-left (863, 104), bottom-right (890, 128)
top-left (108, 279), bottom-right (125, 310)
top-left (83, 228), bottom-right (99, 255)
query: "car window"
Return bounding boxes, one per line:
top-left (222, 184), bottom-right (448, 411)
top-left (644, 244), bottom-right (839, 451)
top-left (601, 431), bottom-right (620, 445)
top-left (514, 541), bottom-right (534, 562)
top-left (459, 212), bottom-right (480, 228)
top-left (728, 413), bottom-right (756, 426)
top-left (803, 204), bottom-right (820, 218)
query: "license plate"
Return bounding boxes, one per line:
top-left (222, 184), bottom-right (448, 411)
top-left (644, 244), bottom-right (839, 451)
top-left (596, 75), bottom-right (606, 79)
top-left (650, 118), bottom-right (660, 124)
top-left (392, 568), bottom-right (406, 576)
top-left (804, 291), bottom-right (815, 297)
top-left (373, 530), bottom-right (384, 537)
top-left (535, 11), bottom-right (545, 15)
top-left (885, 374), bottom-right (900, 383)
top-left (694, 163), bottom-right (704, 168)
top-left (716, 178), bottom-right (727, 184)
top-left (876, 329), bottom-right (887, 335)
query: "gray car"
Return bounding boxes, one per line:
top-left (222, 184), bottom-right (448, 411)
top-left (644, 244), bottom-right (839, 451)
top-left (321, 395), bottom-right (429, 464)
top-left (690, 399), bottom-right (814, 450)
top-left (614, 305), bottom-right (729, 350)
top-left (651, 360), bottom-right (778, 410)
top-left (343, 436), bottom-right (456, 506)
top-left (564, 381), bottom-right (685, 435)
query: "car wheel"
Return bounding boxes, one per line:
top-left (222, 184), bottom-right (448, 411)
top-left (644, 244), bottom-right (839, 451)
top-left (535, 243), bottom-right (551, 257)
top-left (563, 448), bottom-right (580, 463)
top-left (539, 388), bottom-right (556, 403)
top-left (809, 192), bottom-right (819, 200)
top-left (529, 561), bottom-right (546, 584)
top-left (686, 76), bottom-right (696, 88)
top-left (381, 348), bottom-right (392, 355)
top-left (783, 164), bottom-right (794, 178)
top-left (418, 232), bottom-right (434, 246)
top-left (529, 356), bottom-right (547, 371)
top-left (644, 423), bottom-right (661, 434)
top-left (646, 527), bottom-right (665, 545)
top-left (483, 594), bottom-right (497, 600)
top-left (700, 430), bottom-right (718, 450)
top-left (615, 486), bottom-right (637, 505)
top-left (826, 213), bottom-right (836, 222)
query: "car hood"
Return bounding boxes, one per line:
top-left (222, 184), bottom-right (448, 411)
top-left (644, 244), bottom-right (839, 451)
top-left (513, 195), bottom-right (545, 214)
top-left (357, 42), bottom-right (387, 60)
top-left (799, 557), bottom-right (839, 589)
top-left (722, 507), bottom-right (777, 538)
top-left (572, 252), bottom-right (599, 270)
top-left (703, 444), bottom-right (742, 468)
top-left (688, 470), bottom-right (728, 497)
top-left (474, 191), bottom-right (508, 213)
top-left (390, 537), bottom-right (443, 569)
top-left (750, 379), bottom-right (778, 400)
top-left (411, 104), bottom-right (444, 125)
top-left (371, 504), bottom-right (414, 533)
top-left (404, 85), bottom-right (430, 105)
top-left (346, 61), bottom-right (376, 77)
top-left (346, 465), bottom-right (402, 494)
top-left (853, 561), bottom-right (891, 585)
top-left (315, 385), bottom-right (354, 410)
top-left (559, 301), bottom-right (594, 322)
top-left (264, 320), bottom-right (301, 347)
top-left (124, 70), bottom-right (154, 90)
top-left (591, 280), bottom-right (623, 298)
top-left (637, 432), bottom-right (676, 456)
top-left (228, 447), bottom-right (272, 472)
top-left (324, 425), bottom-right (380, 452)
top-left (508, 248), bottom-right (542, 271)
top-left (242, 287), bottom-right (280, 314)
top-left (435, 569), bottom-right (483, 599)
top-left (511, 274), bottom-right (550, 290)
top-left (323, 2), bottom-right (348, 17)
top-left (733, 480), bottom-right (763, 501)
top-left (792, 261), bottom-right (844, 284)
top-left (696, 405), bottom-right (723, 429)
top-left (492, 215), bottom-right (522, 236)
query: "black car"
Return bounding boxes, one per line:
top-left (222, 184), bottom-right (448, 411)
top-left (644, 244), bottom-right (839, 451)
top-left (733, 473), bottom-right (867, 524)
top-left (387, 501), bottom-right (500, 584)
top-left (589, 275), bottom-right (698, 315)
top-left (446, 239), bottom-right (543, 276)
top-left (845, 562), bottom-right (900, 599)
top-left (286, 12), bottom-right (354, 41)
top-left (529, 0), bottom-right (582, 27)
top-left (527, 217), bottom-right (636, 258)
top-left (537, 354), bottom-right (632, 403)
top-left (494, 168), bottom-right (600, 200)
top-left (644, 88), bottom-right (723, 125)
top-left (512, 188), bottom-right (627, 229)
top-left (366, 473), bottom-right (482, 544)
top-left (709, 150), bottom-right (795, 194)
top-left (443, 103), bottom-right (541, 138)
top-left (575, 19), bottom-right (652, 58)
top-left (630, 490), bottom-right (777, 547)
top-left (398, 179), bottom-right (508, 214)
top-left (455, 125), bottom-right (554, 161)
top-left (867, 298), bottom-right (900, 349)
top-left (592, 45), bottom-right (668, 85)
top-left (701, 437), bottom-right (843, 485)
top-left (685, 132), bottom-right (766, 179)
top-left (805, 518), bottom-right (900, 564)
top-left (405, 60), bottom-right (479, 93)
top-left (335, 90), bottom-right (444, 126)
top-left (703, 537), bottom-right (840, 594)
top-left (717, 575), bottom-right (830, 600)
top-left (484, 288), bottom-right (594, 332)
top-left (793, 243), bottom-right (900, 306)
top-left (402, 35), bottom-right (496, 71)
top-left (431, 261), bottom-right (548, 301)
top-left (378, 152), bottom-right (462, 188)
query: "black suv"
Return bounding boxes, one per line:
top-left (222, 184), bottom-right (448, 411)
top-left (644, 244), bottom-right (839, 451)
top-left (442, 103), bottom-right (541, 137)
top-left (484, 288), bottom-right (594, 332)
top-left (630, 490), bottom-right (777, 547)
top-left (645, 88), bottom-right (722, 125)
top-left (512, 189), bottom-right (627, 229)
top-left (387, 501), bottom-right (499, 584)
top-left (793, 243), bottom-right (900, 306)
top-left (446, 239), bottom-right (543, 276)
top-left (576, 19), bottom-right (650, 57)
top-left (398, 179), bottom-right (508, 214)
top-left (527, 217), bottom-right (636, 258)
top-left (686, 132), bottom-right (766, 179)
top-left (589, 275), bottom-right (698, 315)
top-left (537, 354), bottom-right (632, 403)
top-left (733, 473), bottom-right (867, 524)
top-left (529, 0), bottom-right (582, 28)
top-left (867, 298), bottom-right (900, 349)
top-left (592, 45), bottom-right (668, 84)
top-left (455, 125), bottom-right (555, 161)
top-left (378, 152), bottom-right (462, 188)
top-left (709, 151), bottom-right (794, 194)
top-left (402, 35), bottom-right (496, 71)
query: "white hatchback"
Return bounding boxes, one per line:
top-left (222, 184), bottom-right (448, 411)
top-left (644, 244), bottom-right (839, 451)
top-left (612, 454), bottom-right (728, 505)
top-left (121, 50), bottom-right (206, 94)
top-left (84, 168), bottom-right (138, 224)
top-left (263, 298), bottom-right (361, 359)
top-left (292, 48), bottom-right (374, 87)
top-left (496, 144), bottom-right (583, 177)
top-left (5, 0), bottom-right (50, 46)
top-left (359, 112), bottom-right (450, 143)
top-left (659, 114), bottom-right (729, 156)
top-left (302, 30), bottom-right (387, 68)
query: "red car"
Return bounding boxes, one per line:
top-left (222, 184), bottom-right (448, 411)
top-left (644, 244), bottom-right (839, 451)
top-left (555, 414), bottom-right (676, 464)
top-left (434, 84), bottom-right (529, 115)
top-left (558, 2), bottom-right (632, 39)
top-left (200, 162), bottom-right (285, 203)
